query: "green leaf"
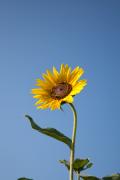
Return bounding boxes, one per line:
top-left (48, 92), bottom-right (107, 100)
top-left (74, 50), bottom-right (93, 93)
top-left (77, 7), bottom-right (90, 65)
top-left (73, 158), bottom-right (89, 171)
top-left (85, 162), bottom-right (93, 169)
top-left (59, 158), bottom-right (93, 173)
top-left (17, 178), bottom-right (33, 180)
top-left (102, 174), bottom-right (120, 180)
top-left (81, 175), bottom-right (100, 180)
top-left (81, 174), bottom-right (120, 180)
top-left (59, 160), bottom-right (70, 170)
top-left (73, 158), bottom-right (93, 173)
top-left (25, 115), bottom-right (72, 148)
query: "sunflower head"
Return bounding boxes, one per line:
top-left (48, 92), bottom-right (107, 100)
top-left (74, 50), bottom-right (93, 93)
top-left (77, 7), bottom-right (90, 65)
top-left (32, 64), bottom-right (87, 110)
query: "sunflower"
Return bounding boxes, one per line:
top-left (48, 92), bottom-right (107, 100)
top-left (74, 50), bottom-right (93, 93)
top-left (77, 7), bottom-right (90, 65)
top-left (32, 64), bottom-right (87, 110)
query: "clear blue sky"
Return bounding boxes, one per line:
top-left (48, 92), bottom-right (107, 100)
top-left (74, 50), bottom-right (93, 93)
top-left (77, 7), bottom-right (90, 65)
top-left (0, 0), bottom-right (120, 179)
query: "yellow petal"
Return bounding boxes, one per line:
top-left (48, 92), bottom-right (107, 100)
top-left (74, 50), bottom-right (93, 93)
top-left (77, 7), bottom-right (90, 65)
top-left (37, 102), bottom-right (50, 109)
top-left (66, 67), bottom-right (71, 82)
top-left (59, 64), bottom-right (71, 82)
top-left (63, 64), bottom-right (71, 82)
top-left (31, 88), bottom-right (48, 95)
top-left (35, 96), bottom-right (53, 105)
top-left (60, 64), bottom-right (65, 74)
top-left (35, 79), bottom-right (51, 90)
top-left (69, 68), bottom-right (84, 85)
top-left (64, 64), bottom-right (69, 72)
top-left (63, 95), bottom-right (74, 103)
top-left (70, 66), bottom-right (79, 78)
top-left (42, 73), bottom-right (55, 86)
top-left (50, 101), bottom-right (61, 110)
top-left (46, 69), bottom-right (57, 84)
top-left (33, 95), bottom-right (41, 99)
top-left (53, 66), bottom-right (59, 80)
top-left (59, 64), bottom-right (66, 82)
top-left (35, 99), bottom-right (44, 105)
top-left (70, 80), bottom-right (87, 95)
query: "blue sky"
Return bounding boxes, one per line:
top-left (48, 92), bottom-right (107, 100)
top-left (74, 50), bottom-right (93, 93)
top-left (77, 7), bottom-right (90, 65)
top-left (0, 0), bottom-right (120, 179)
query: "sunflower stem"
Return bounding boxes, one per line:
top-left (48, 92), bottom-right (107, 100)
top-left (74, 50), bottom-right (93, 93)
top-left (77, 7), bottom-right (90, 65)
top-left (68, 103), bottom-right (77, 180)
top-left (77, 173), bottom-right (80, 180)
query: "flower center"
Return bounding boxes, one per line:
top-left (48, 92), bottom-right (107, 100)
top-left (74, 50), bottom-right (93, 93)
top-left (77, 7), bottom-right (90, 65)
top-left (51, 82), bottom-right (72, 99)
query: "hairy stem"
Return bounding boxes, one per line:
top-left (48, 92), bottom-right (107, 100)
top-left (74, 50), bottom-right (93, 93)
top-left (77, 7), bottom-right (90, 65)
top-left (68, 103), bottom-right (77, 180)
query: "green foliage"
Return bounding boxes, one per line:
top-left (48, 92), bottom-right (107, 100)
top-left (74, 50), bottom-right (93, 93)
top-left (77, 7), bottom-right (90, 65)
top-left (59, 160), bottom-right (70, 170)
top-left (73, 159), bottom-right (93, 172)
top-left (25, 115), bottom-right (72, 148)
top-left (102, 174), bottom-right (120, 180)
top-left (17, 178), bottom-right (33, 180)
top-left (81, 175), bottom-right (100, 180)
top-left (17, 174), bottom-right (120, 180)
top-left (81, 174), bottom-right (120, 180)
top-left (59, 158), bottom-right (93, 173)
top-left (25, 116), bottom-right (120, 180)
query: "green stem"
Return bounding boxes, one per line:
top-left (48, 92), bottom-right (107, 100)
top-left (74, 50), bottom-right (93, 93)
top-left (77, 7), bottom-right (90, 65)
top-left (68, 103), bottom-right (77, 180)
top-left (77, 173), bottom-right (80, 180)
